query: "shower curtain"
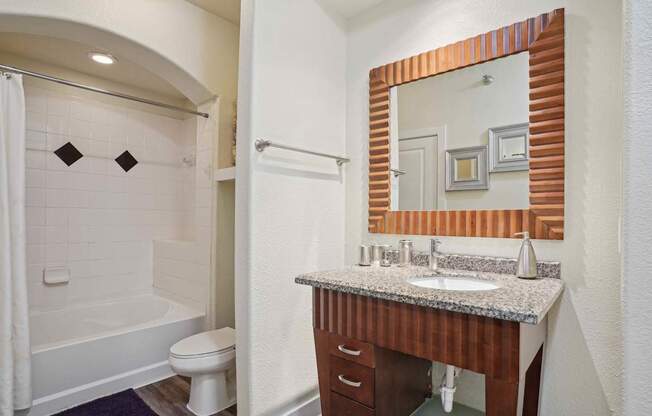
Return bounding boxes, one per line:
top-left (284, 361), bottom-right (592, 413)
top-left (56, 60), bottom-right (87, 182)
top-left (0, 73), bottom-right (32, 414)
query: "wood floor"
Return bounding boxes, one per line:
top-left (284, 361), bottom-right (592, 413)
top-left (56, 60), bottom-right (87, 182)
top-left (135, 376), bottom-right (237, 416)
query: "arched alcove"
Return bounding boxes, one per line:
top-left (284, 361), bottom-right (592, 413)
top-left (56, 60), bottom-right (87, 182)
top-left (0, 14), bottom-right (214, 104)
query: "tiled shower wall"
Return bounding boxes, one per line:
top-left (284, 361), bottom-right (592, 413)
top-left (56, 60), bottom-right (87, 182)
top-left (152, 100), bottom-right (218, 310)
top-left (24, 84), bottom-right (193, 310)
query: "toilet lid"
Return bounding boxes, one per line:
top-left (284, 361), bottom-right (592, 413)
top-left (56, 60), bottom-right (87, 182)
top-left (170, 327), bottom-right (235, 357)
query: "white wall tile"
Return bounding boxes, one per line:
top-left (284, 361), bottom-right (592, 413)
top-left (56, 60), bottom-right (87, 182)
top-left (26, 130), bottom-right (47, 150)
top-left (26, 169), bottom-right (46, 188)
top-left (89, 140), bottom-right (110, 158)
top-left (26, 111), bottom-right (47, 132)
top-left (92, 122), bottom-right (112, 142)
top-left (26, 188), bottom-right (46, 207)
top-left (68, 243), bottom-right (89, 261)
top-left (70, 118), bottom-right (93, 139)
top-left (26, 264), bottom-right (44, 283)
top-left (46, 208), bottom-right (68, 225)
top-left (45, 226), bottom-right (67, 244)
top-left (47, 95), bottom-right (70, 117)
top-left (27, 207), bottom-right (45, 225)
top-left (69, 261), bottom-right (92, 279)
top-left (26, 92), bottom-right (47, 114)
top-left (70, 100), bottom-right (93, 122)
top-left (46, 189), bottom-right (89, 208)
top-left (27, 226), bottom-right (46, 245)
top-left (67, 225), bottom-right (89, 243)
top-left (24, 86), bottom-right (194, 310)
top-left (46, 114), bottom-right (69, 135)
top-left (88, 242), bottom-right (113, 260)
top-left (27, 245), bottom-right (46, 265)
top-left (46, 244), bottom-right (67, 263)
top-left (26, 150), bottom-right (46, 169)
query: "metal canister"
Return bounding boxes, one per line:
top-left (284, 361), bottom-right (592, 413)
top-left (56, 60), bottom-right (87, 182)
top-left (359, 245), bottom-right (371, 266)
top-left (398, 240), bottom-right (413, 267)
top-left (371, 244), bottom-right (389, 266)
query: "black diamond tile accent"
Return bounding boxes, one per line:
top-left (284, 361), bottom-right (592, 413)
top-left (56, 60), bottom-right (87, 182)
top-left (115, 150), bottom-right (138, 172)
top-left (54, 142), bottom-right (83, 166)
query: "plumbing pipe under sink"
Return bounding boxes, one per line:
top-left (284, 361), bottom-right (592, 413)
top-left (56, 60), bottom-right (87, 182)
top-left (440, 365), bottom-right (460, 413)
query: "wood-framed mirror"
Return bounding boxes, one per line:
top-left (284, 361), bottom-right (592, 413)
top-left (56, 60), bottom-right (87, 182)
top-left (368, 9), bottom-right (564, 240)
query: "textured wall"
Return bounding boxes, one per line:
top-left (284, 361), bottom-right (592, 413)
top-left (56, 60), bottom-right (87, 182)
top-left (235, 0), bottom-right (347, 414)
top-left (623, 0), bottom-right (652, 413)
top-left (346, 0), bottom-right (623, 414)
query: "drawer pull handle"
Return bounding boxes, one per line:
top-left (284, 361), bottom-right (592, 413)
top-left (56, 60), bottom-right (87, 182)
top-left (338, 374), bottom-right (362, 388)
top-left (337, 344), bottom-right (361, 356)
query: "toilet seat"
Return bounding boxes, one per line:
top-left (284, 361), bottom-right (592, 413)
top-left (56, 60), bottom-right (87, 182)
top-left (170, 327), bottom-right (235, 359)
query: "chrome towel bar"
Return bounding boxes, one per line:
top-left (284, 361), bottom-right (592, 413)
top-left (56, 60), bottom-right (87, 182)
top-left (254, 138), bottom-right (350, 166)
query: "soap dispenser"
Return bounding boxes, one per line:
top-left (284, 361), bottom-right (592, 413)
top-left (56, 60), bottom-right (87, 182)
top-left (514, 232), bottom-right (538, 279)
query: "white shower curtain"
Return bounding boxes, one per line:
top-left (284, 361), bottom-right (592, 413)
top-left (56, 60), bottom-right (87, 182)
top-left (0, 73), bottom-right (32, 415)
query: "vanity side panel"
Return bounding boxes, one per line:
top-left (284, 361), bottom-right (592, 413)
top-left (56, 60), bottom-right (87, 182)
top-left (313, 288), bottom-right (520, 382)
top-left (486, 377), bottom-right (519, 416)
top-left (313, 328), bottom-right (331, 415)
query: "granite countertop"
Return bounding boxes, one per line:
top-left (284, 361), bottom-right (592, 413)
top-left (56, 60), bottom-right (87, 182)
top-left (295, 265), bottom-right (563, 325)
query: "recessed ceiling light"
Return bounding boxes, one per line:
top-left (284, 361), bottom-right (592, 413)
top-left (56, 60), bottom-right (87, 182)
top-left (88, 52), bottom-right (116, 65)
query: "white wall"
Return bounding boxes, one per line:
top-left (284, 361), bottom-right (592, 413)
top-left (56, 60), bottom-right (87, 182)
top-left (346, 0), bottom-right (622, 414)
top-left (622, 0), bottom-right (652, 413)
top-left (24, 81), bottom-right (191, 310)
top-left (235, 0), bottom-right (347, 414)
top-left (397, 52), bottom-right (529, 209)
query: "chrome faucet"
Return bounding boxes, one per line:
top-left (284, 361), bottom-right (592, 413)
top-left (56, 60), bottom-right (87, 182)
top-left (429, 238), bottom-right (442, 271)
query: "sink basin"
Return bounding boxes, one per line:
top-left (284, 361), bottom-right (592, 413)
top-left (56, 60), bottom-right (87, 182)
top-left (407, 276), bottom-right (499, 291)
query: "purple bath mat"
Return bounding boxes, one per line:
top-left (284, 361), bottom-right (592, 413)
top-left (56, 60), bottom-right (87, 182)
top-left (53, 389), bottom-right (158, 416)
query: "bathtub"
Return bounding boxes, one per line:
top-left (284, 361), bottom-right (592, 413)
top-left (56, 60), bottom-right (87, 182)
top-left (28, 294), bottom-right (204, 416)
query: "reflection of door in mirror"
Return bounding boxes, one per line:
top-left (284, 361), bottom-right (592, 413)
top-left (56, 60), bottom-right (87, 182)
top-left (393, 52), bottom-right (530, 210)
top-left (397, 136), bottom-right (437, 210)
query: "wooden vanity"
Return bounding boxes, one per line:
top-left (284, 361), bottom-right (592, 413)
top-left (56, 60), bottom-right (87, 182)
top-left (311, 287), bottom-right (546, 416)
top-left (296, 264), bottom-right (562, 416)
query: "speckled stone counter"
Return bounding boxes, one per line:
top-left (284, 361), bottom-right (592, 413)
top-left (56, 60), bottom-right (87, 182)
top-left (384, 251), bottom-right (561, 279)
top-left (295, 265), bottom-right (563, 325)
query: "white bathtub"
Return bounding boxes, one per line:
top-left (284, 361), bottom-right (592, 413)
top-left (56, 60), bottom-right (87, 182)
top-left (28, 294), bottom-right (204, 416)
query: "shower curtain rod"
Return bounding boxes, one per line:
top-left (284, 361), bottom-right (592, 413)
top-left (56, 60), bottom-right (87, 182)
top-left (0, 63), bottom-right (209, 119)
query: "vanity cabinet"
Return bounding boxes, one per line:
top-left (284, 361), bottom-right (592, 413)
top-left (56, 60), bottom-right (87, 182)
top-left (312, 287), bottom-right (547, 416)
top-left (316, 331), bottom-right (431, 415)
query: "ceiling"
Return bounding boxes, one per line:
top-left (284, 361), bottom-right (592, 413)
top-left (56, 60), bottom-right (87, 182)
top-left (0, 33), bottom-right (185, 101)
top-left (185, 0), bottom-right (241, 24)
top-left (318, 0), bottom-right (385, 18)
top-left (184, 0), bottom-right (386, 23)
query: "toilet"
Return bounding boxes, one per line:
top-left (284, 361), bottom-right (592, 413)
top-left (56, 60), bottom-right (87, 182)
top-left (169, 327), bottom-right (236, 416)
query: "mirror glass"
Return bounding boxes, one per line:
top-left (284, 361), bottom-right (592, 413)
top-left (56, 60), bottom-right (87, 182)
top-left (500, 136), bottom-right (526, 162)
top-left (455, 158), bottom-right (478, 182)
top-left (390, 52), bottom-right (530, 211)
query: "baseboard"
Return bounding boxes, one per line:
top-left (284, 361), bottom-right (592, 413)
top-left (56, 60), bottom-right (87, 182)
top-left (283, 394), bottom-right (321, 416)
top-left (27, 360), bottom-right (174, 416)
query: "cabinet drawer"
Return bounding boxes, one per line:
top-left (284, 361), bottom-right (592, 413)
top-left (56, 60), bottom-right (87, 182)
top-left (330, 356), bottom-right (375, 408)
top-left (331, 392), bottom-right (375, 416)
top-left (329, 334), bottom-right (375, 367)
